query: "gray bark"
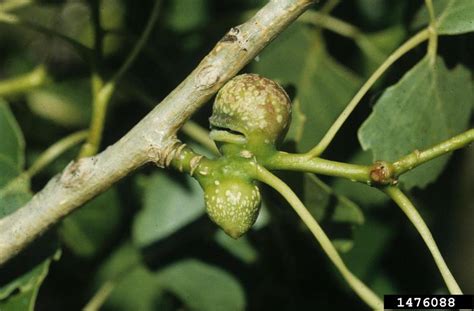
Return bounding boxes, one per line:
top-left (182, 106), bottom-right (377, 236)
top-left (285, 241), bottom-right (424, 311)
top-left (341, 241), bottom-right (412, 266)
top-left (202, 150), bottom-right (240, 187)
top-left (0, 0), bottom-right (315, 265)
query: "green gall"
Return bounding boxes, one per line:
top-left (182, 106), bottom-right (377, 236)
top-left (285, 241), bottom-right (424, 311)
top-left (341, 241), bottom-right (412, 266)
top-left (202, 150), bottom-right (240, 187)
top-left (210, 74), bottom-right (291, 148)
top-left (203, 177), bottom-right (261, 239)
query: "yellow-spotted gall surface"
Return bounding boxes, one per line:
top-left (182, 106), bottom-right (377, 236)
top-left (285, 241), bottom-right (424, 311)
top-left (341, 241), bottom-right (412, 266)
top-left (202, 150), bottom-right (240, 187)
top-left (203, 177), bottom-right (261, 239)
top-left (210, 74), bottom-right (291, 145)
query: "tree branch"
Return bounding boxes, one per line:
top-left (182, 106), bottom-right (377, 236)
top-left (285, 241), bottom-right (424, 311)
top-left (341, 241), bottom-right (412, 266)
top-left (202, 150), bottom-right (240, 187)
top-left (393, 129), bottom-right (474, 177)
top-left (0, 0), bottom-right (315, 265)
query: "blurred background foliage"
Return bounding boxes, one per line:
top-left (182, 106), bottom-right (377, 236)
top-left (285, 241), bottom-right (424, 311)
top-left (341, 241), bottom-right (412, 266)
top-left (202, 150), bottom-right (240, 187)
top-left (0, 0), bottom-right (473, 310)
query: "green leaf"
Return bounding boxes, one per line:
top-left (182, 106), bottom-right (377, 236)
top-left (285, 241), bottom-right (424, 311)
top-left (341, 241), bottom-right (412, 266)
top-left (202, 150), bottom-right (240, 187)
top-left (97, 245), bottom-right (159, 310)
top-left (97, 244), bottom-right (245, 311)
top-left (0, 103), bottom-right (30, 218)
top-left (60, 187), bottom-right (122, 258)
top-left (342, 218), bottom-right (393, 278)
top-left (95, 242), bottom-right (142, 281)
top-left (342, 217), bottom-right (396, 296)
top-left (11, 1), bottom-right (123, 58)
top-left (252, 201), bottom-right (270, 230)
top-left (0, 157), bottom-right (20, 189)
top-left (0, 174), bottom-right (31, 218)
top-left (26, 79), bottom-right (91, 128)
top-left (412, 0), bottom-right (474, 35)
top-left (155, 259), bottom-right (245, 311)
top-left (355, 0), bottom-right (407, 27)
top-left (1, 287), bottom-right (37, 311)
top-left (95, 243), bottom-right (172, 311)
top-left (106, 267), bottom-right (164, 311)
top-left (303, 174), bottom-right (364, 252)
top-left (0, 170), bottom-right (51, 311)
top-left (0, 257), bottom-right (46, 300)
top-left (0, 252), bottom-right (49, 300)
top-left (0, 99), bottom-right (24, 169)
top-left (132, 173), bottom-right (204, 248)
top-left (166, 0), bottom-right (209, 32)
top-left (370, 273), bottom-right (399, 297)
top-left (358, 56), bottom-right (473, 189)
top-left (81, 0), bottom-right (125, 55)
top-left (253, 23), bottom-right (362, 151)
top-left (0, 103), bottom-right (56, 310)
top-left (365, 25), bottom-right (406, 56)
top-left (0, 231), bottom-right (58, 311)
top-left (284, 98), bottom-right (306, 144)
top-left (8, 3), bottom-right (89, 60)
top-left (0, 260), bottom-right (51, 311)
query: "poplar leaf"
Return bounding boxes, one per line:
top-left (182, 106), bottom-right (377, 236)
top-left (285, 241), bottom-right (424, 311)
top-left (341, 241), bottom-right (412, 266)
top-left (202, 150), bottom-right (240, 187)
top-left (358, 56), bottom-right (473, 189)
top-left (413, 0), bottom-right (474, 35)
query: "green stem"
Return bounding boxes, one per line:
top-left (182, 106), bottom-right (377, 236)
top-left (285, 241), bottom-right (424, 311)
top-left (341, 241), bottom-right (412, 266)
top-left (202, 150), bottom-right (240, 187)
top-left (425, 0), bottom-right (436, 21)
top-left (26, 131), bottom-right (88, 178)
top-left (0, 0), bottom-right (32, 12)
top-left (90, 0), bottom-right (104, 63)
top-left (383, 187), bottom-right (462, 294)
top-left (305, 28), bottom-right (430, 158)
top-left (79, 79), bottom-right (114, 158)
top-left (255, 165), bottom-right (383, 310)
top-left (0, 65), bottom-right (48, 97)
top-left (109, 0), bottom-right (161, 84)
top-left (0, 11), bottom-right (17, 23)
top-left (427, 26), bottom-right (438, 65)
top-left (83, 281), bottom-right (116, 311)
top-left (266, 152), bottom-right (371, 183)
top-left (268, 129), bottom-right (473, 185)
top-left (181, 121), bottom-right (220, 156)
top-left (86, 0), bottom-right (105, 157)
top-left (0, 0), bottom-right (322, 266)
top-left (300, 11), bottom-right (385, 63)
top-left (424, 0), bottom-right (438, 64)
top-left (79, 1), bottom-right (161, 158)
top-left (0, 130), bottom-right (87, 197)
top-left (320, 0), bottom-right (340, 14)
top-left (393, 129), bottom-right (474, 177)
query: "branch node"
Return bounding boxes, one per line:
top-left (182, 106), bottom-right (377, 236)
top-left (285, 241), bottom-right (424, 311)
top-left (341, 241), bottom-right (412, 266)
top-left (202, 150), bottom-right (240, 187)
top-left (189, 155), bottom-right (204, 176)
top-left (220, 26), bottom-right (241, 43)
top-left (369, 160), bottom-right (397, 186)
top-left (149, 139), bottom-right (180, 168)
top-left (164, 141), bottom-right (181, 167)
top-left (60, 158), bottom-right (94, 189)
top-left (196, 65), bottom-right (221, 90)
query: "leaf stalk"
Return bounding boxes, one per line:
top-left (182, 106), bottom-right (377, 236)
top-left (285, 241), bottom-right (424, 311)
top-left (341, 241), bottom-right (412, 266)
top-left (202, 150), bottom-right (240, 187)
top-left (305, 28), bottom-right (430, 158)
top-left (383, 186), bottom-right (462, 294)
top-left (255, 165), bottom-right (383, 310)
